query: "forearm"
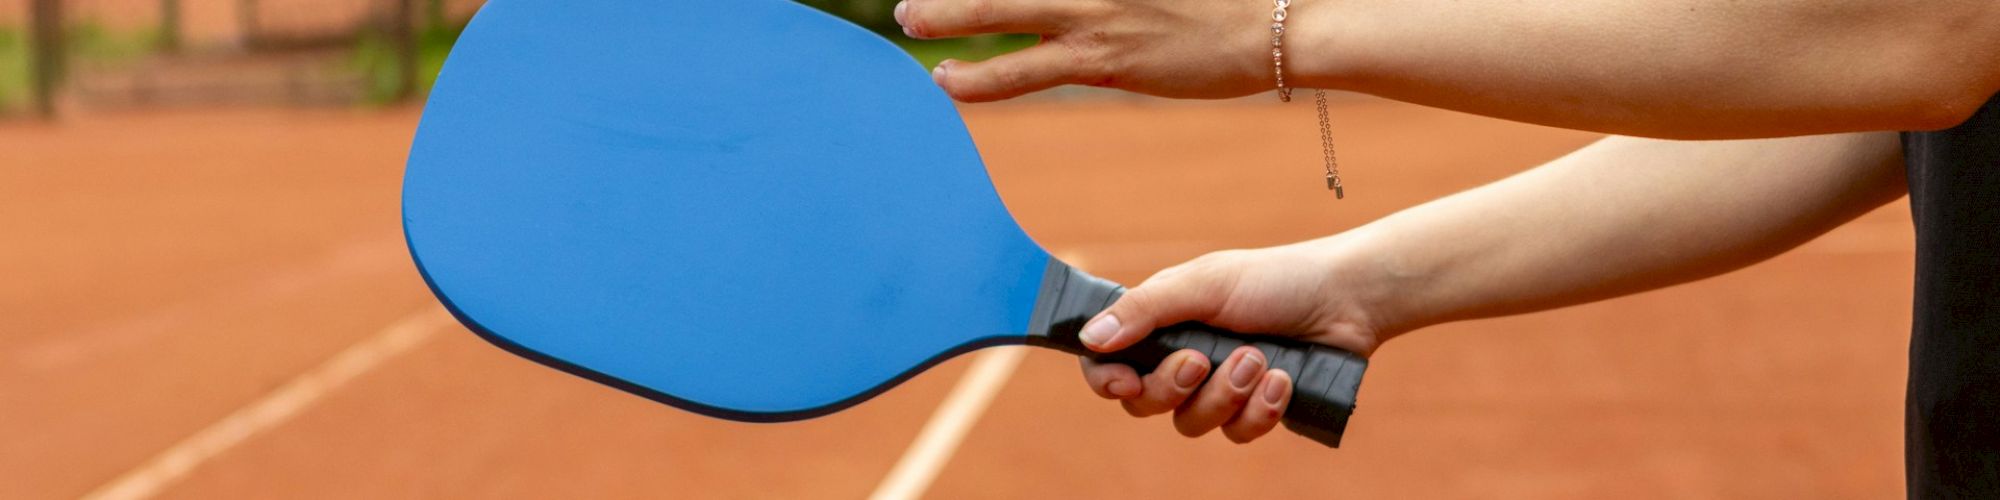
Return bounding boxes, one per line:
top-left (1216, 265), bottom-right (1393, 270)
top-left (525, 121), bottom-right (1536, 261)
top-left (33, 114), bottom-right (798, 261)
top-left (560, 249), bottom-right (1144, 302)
top-left (1294, 1), bottom-right (2000, 138)
top-left (1337, 133), bottom-right (1906, 335)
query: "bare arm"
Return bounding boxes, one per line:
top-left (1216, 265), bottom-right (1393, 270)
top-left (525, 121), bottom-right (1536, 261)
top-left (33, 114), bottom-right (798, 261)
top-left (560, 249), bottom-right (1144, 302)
top-left (1347, 132), bottom-right (1909, 334)
top-left (897, 0), bottom-right (2000, 138)
top-left (1072, 133), bottom-right (1908, 442)
top-left (1296, 1), bottom-right (2000, 138)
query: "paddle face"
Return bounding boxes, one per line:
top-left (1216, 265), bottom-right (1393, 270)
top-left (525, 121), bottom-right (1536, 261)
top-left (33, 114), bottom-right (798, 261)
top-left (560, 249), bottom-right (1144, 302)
top-left (404, 0), bottom-right (1049, 419)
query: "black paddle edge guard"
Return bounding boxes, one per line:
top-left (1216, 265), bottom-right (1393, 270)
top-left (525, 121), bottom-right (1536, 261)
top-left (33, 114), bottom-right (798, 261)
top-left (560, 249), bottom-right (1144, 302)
top-left (402, 225), bottom-right (1039, 424)
top-left (1023, 259), bottom-right (1368, 447)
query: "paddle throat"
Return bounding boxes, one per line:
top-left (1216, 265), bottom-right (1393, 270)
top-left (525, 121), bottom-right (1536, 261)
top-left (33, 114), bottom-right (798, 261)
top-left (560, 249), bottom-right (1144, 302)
top-left (1023, 260), bottom-right (1124, 356)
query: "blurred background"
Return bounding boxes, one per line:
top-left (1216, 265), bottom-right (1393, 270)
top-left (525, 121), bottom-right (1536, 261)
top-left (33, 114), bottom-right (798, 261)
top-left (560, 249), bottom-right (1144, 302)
top-left (2, 1), bottom-right (1914, 499)
top-left (0, 0), bottom-right (1033, 116)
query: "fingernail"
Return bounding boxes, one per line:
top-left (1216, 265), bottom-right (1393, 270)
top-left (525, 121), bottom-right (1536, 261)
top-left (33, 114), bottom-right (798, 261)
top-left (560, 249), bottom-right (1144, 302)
top-left (1262, 373), bottom-right (1287, 404)
top-left (903, 25), bottom-right (918, 39)
top-left (893, 1), bottom-right (908, 24)
top-left (1078, 314), bottom-right (1119, 348)
top-left (1229, 351), bottom-right (1264, 389)
top-left (1107, 377), bottom-right (1139, 398)
top-left (931, 61), bottom-right (951, 85)
top-left (1173, 355), bottom-right (1206, 388)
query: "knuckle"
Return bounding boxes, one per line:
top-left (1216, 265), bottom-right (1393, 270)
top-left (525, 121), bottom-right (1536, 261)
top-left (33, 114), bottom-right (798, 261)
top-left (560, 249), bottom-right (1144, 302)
top-left (1173, 406), bottom-right (1225, 436)
top-left (1137, 265), bottom-right (1182, 288)
top-left (996, 65), bottom-right (1027, 91)
top-left (1174, 420), bottom-right (1207, 438)
top-left (1226, 388), bottom-right (1254, 407)
top-left (1082, 50), bottom-right (1120, 88)
top-left (1146, 264), bottom-right (1186, 281)
top-left (940, 74), bottom-right (978, 100)
top-left (1081, 369), bottom-right (1120, 393)
top-left (1132, 400), bottom-right (1172, 417)
top-left (1122, 402), bottom-right (1150, 418)
top-left (1095, 375), bottom-right (1130, 399)
top-left (902, 2), bottom-right (932, 37)
top-left (1053, 38), bottom-right (1114, 87)
top-left (1063, 0), bottom-right (1115, 30)
top-left (1088, 382), bottom-right (1119, 400)
top-left (1085, 29), bottom-right (1112, 46)
top-left (1117, 288), bottom-right (1159, 317)
top-left (1224, 428), bottom-right (1254, 444)
top-left (1193, 249), bottom-right (1248, 267)
top-left (964, 0), bottom-right (994, 27)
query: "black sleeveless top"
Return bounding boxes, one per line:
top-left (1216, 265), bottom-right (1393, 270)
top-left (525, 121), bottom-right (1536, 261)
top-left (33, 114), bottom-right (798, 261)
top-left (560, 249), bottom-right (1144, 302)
top-left (1902, 94), bottom-right (2000, 498)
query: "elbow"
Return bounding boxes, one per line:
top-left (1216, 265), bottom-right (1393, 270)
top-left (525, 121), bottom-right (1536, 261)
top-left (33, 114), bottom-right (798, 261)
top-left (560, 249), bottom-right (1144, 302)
top-left (1883, 42), bottom-right (2000, 131)
top-left (1879, 5), bottom-right (2000, 132)
top-left (1898, 86), bottom-right (1993, 132)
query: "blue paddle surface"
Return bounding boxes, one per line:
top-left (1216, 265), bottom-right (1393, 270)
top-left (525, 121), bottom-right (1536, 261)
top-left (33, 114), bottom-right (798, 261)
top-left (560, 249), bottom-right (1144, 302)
top-left (404, 0), bottom-right (1049, 418)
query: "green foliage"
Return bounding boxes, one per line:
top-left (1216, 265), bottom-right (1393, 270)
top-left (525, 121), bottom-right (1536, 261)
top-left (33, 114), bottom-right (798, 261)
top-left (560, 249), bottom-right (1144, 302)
top-left (416, 23), bottom-right (461, 92)
top-left (0, 26), bottom-right (23, 112)
top-left (896, 34), bottom-right (1038, 70)
top-left (795, 0), bottom-right (901, 34)
top-left (0, 17), bottom-right (159, 114)
top-left (790, 0), bottom-right (1039, 69)
top-left (348, 29), bottom-right (399, 104)
top-left (348, 21), bottom-right (464, 105)
top-left (66, 20), bottom-right (156, 64)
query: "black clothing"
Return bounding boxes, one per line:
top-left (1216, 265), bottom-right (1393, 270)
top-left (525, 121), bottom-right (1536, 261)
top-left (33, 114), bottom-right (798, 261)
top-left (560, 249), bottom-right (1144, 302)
top-left (1903, 93), bottom-right (2000, 498)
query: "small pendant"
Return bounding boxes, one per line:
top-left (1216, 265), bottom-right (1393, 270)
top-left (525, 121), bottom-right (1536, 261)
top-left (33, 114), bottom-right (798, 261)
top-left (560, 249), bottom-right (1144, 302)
top-left (1326, 172), bottom-right (1344, 199)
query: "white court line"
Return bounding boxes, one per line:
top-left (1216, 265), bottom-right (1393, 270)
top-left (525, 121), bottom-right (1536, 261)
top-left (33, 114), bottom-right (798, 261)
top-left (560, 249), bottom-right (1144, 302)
top-left (80, 307), bottom-right (455, 500)
top-left (869, 346), bottom-right (1029, 500)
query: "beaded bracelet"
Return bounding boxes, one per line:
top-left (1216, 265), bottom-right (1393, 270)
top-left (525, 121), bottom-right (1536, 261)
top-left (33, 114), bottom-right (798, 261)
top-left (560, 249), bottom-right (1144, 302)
top-left (1270, 0), bottom-right (1345, 199)
top-left (1271, 0), bottom-right (1294, 102)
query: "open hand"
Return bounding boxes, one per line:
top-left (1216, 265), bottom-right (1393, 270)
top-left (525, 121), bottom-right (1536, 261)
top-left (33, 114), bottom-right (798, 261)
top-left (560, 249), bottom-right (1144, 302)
top-left (893, 0), bottom-right (1286, 101)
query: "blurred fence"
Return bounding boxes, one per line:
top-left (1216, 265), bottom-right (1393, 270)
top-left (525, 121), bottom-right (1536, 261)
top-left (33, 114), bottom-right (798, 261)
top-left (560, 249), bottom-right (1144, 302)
top-left (0, 0), bottom-right (482, 118)
top-left (0, 0), bottom-right (1006, 119)
top-left (797, 0), bottom-right (899, 34)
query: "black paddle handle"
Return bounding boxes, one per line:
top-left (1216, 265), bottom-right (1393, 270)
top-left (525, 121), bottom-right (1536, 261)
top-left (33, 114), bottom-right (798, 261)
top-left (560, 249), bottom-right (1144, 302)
top-left (1091, 320), bottom-right (1366, 447)
top-left (1025, 260), bottom-right (1367, 447)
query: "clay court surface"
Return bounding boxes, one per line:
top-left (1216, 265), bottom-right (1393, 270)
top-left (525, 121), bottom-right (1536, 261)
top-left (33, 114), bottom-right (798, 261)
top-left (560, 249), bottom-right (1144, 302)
top-left (3, 97), bottom-right (1915, 499)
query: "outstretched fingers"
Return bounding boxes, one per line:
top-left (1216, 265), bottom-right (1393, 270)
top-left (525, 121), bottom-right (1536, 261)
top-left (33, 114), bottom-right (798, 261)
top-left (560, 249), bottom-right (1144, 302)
top-left (895, 0), bottom-right (1076, 39)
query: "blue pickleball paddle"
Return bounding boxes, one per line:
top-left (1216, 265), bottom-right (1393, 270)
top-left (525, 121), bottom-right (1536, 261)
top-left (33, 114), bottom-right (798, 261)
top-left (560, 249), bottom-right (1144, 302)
top-left (403, 0), bottom-right (1366, 446)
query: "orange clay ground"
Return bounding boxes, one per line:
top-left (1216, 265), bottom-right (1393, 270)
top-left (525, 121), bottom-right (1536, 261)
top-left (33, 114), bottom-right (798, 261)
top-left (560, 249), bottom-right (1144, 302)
top-left (2, 97), bottom-right (1914, 499)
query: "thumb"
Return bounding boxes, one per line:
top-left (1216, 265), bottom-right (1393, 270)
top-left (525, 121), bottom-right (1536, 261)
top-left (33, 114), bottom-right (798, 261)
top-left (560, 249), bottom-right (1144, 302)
top-left (1077, 269), bottom-right (1228, 352)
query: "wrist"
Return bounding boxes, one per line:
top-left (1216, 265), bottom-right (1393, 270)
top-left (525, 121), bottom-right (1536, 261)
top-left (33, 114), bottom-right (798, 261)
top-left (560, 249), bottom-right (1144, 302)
top-left (1306, 221), bottom-right (1435, 348)
top-left (1283, 0), bottom-right (1372, 92)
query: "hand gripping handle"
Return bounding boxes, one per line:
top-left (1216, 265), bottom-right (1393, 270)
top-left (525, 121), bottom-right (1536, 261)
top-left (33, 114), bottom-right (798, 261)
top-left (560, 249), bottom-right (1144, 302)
top-left (1025, 260), bottom-right (1367, 447)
